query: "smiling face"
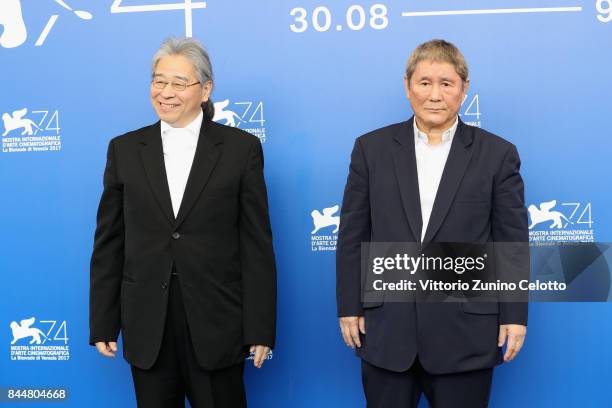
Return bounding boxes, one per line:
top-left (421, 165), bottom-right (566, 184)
top-left (150, 54), bottom-right (212, 127)
top-left (404, 60), bottom-right (468, 133)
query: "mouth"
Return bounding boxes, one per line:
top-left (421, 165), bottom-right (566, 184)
top-left (157, 101), bottom-right (180, 110)
top-left (425, 108), bottom-right (445, 112)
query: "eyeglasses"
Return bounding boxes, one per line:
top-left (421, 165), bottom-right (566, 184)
top-left (151, 79), bottom-right (201, 92)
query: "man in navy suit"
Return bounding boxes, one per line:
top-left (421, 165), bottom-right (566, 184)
top-left (336, 39), bottom-right (528, 407)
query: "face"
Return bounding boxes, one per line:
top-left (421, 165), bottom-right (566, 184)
top-left (404, 60), bottom-right (468, 133)
top-left (150, 54), bottom-right (212, 127)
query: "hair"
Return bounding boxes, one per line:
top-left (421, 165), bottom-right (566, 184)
top-left (152, 37), bottom-right (215, 120)
top-left (405, 39), bottom-right (468, 87)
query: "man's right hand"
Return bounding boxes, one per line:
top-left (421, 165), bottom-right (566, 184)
top-left (339, 316), bottom-right (365, 349)
top-left (95, 341), bottom-right (118, 358)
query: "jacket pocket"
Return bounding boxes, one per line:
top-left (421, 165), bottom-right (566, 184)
top-left (362, 301), bottom-right (383, 309)
top-left (122, 275), bottom-right (136, 283)
top-left (461, 301), bottom-right (499, 315)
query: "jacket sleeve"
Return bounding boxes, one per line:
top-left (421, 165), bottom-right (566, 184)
top-left (336, 137), bottom-right (371, 317)
top-left (239, 139), bottom-right (277, 348)
top-left (89, 139), bottom-right (125, 345)
top-left (492, 144), bottom-right (530, 325)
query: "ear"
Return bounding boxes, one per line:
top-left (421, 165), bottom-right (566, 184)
top-left (201, 80), bottom-right (213, 102)
top-left (403, 74), bottom-right (411, 100)
top-left (462, 78), bottom-right (470, 95)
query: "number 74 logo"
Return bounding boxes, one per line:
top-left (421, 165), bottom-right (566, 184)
top-left (460, 94), bottom-right (480, 121)
top-left (111, 0), bottom-right (207, 37)
top-left (0, 0), bottom-right (92, 48)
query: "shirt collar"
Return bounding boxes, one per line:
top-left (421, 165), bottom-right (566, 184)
top-left (160, 109), bottom-right (203, 138)
top-left (413, 116), bottom-right (458, 145)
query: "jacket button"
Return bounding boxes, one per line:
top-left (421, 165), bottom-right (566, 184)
top-left (161, 282), bottom-right (168, 290)
top-left (171, 232), bottom-right (181, 240)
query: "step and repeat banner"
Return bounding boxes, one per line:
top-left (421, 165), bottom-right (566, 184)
top-left (1, 1), bottom-right (612, 407)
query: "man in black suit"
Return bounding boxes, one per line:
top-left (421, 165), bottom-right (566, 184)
top-left (336, 39), bottom-right (528, 407)
top-left (89, 37), bottom-right (276, 408)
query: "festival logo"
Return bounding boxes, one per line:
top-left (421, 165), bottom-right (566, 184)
top-left (459, 93), bottom-right (481, 127)
top-left (213, 99), bottom-right (267, 143)
top-left (0, 0), bottom-right (92, 48)
top-left (247, 350), bottom-right (273, 361)
top-left (1, 108), bottom-right (62, 153)
top-left (528, 200), bottom-right (594, 243)
top-left (111, 0), bottom-right (206, 37)
top-left (9, 317), bottom-right (70, 361)
top-left (311, 205), bottom-right (340, 252)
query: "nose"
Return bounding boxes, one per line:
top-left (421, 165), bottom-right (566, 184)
top-left (429, 83), bottom-right (442, 101)
top-left (158, 83), bottom-right (175, 98)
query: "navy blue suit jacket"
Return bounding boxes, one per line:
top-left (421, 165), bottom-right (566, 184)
top-left (336, 118), bottom-right (528, 374)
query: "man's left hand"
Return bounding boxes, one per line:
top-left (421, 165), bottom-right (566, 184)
top-left (498, 324), bottom-right (526, 362)
top-left (250, 345), bottom-right (270, 368)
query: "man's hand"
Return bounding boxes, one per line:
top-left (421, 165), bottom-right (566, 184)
top-left (498, 324), bottom-right (526, 362)
top-left (95, 341), bottom-right (118, 358)
top-left (250, 345), bottom-right (270, 368)
top-left (339, 316), bottom-right (365, 348)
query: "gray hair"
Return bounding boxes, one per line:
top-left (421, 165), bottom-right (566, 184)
top-left (152, 37), bottom-right (215, 120)
top-left (405, 39), bottom-right (468, 87)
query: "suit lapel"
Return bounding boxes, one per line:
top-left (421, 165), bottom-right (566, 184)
top-left (392, 119), bottom-right (423, 242)
top-left (139, 122), bottom-right (175, 225)
top-left (174, 119), bottom-right (224, 229)
top-left (422, 120), bottom-right (474, 243)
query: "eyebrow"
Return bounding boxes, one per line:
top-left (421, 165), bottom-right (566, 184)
top-left (152, 73), bottom-right (190, 82)
top-left (415, 76), bottom-right (457, 83)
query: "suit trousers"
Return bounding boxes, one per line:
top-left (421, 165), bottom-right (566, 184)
top-left (361, 358), bottom-right (493, 408)
top-left (130, 273), bottom-right (246, 408)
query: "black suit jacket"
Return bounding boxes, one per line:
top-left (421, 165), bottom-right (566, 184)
top-left (89, 114), bottom-right (276, 370)
top-left (336, 118), bottom-right (528, 374)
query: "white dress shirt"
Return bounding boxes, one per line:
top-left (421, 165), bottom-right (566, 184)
top-left (160, 111), bottom-right (203, 217)
top-left (414, 117), bottom-right (458, 241)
